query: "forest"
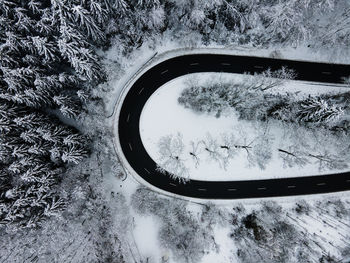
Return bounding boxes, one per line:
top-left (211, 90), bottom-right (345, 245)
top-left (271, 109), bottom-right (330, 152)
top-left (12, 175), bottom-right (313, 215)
top-left (1, 0), bottom-right (350, 262)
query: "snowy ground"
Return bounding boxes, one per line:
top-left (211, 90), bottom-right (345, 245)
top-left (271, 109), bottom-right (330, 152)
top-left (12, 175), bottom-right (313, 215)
top-left (108, 46), bottom-right (350, 263)
top-left (140, 73), bottom-right (349, 181)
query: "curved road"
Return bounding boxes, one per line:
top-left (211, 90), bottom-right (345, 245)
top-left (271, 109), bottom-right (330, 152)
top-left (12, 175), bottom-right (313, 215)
top-left (118, 54), bottom-right (350, 199)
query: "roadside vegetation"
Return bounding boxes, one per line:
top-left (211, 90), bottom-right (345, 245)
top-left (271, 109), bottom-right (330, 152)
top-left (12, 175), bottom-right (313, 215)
top-left (178, 69), bottom-right (348, 129)
top-left (154, 70), bottom-right (350, 181)
top-left (132, 187), bottom-right (350, 263)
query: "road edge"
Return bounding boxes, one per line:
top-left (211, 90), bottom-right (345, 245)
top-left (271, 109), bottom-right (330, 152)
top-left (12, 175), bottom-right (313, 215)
top-left (111, 48), bottom-right (350, 204)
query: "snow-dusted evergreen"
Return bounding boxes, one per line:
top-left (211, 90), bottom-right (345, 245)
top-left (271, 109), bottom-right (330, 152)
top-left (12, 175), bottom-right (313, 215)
top-left (0, 0), bottom-right (103, 228)
top-left (2, 0), bottom-right (350, 262)
top-left (0, 100), bottom-right (87, 228)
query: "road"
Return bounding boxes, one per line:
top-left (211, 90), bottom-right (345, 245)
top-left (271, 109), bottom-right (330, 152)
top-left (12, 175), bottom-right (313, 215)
top-left (118, 54), bottom-right (350, 199)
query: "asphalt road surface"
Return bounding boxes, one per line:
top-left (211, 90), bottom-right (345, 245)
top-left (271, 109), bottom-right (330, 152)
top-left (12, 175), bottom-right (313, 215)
top-left (118, 54), bottom-right (350, 199)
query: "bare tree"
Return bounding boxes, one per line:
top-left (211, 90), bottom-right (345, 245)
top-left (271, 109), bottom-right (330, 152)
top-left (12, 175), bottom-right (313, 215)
top-left (219, 132), bottom-right (239, 168)
top-left (261, 0), bottom-right (312, 45)
top-left (233, 124), bottom-right (274, 169)
top-left (317, 6), bottom-right (350, 49)
top-left (307, 128), bottom-right (348, 171)
top-left (250, 129), bottom-right (274, 170)
top-left (248, 67), bottom-right (297, 91)
top-left (278, 146), bottom-right (309, 168)
top-left (307, 152), bottom-right (347, 171)
top-left (188, 141), bottom-right (202, 168)
top-left (157, 133), bottom-right (189, 183)
top-left (231, 126), bottom-right (257, 169)
top-left (279, 124), bottom-right (349, 171)
top-left (201, 133), bottom-right (225, 169)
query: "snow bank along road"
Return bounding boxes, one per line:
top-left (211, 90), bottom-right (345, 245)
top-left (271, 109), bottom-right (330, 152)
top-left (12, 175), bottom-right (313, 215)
top-left (118, 54), bottom-right (350, 199)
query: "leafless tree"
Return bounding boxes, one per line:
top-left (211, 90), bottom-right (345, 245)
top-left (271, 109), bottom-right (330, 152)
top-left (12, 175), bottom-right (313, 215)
top-left (307, 129), bottom-right (348, 171)
top-left (188, 141), bottom-right (202, 168)
top-left (232, 126), bottom-right (257, 168)
top-left (201, 133), bottom-right (225, 169)
top-left (219, 132), bottom-right (239, 169)
top-left (280, 124), bottom-right (349, 171)
top-left (317, 6), bottom-right (350, 49)
top-left (233, 124), bottom-right (274, 169)
top-left (250, 132), bottom-right (273, 170)
top-left (278, 146), bottom-right (310, 168)
top-left (157, 133), bottom-right (189, 183)
top-left (307, 152), bottom-right (347, 171)
top-left (245, 67), bottom-right (296, 91)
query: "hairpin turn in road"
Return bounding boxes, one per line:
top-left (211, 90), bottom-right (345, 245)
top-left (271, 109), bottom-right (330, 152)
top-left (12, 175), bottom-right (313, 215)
top-left (117, 54), bottom-right (350, 199)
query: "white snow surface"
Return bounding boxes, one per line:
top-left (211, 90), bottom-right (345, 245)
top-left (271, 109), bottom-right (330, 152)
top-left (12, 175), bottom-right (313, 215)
top-left (201, 226), bottom-right (237, 263)
top-left (132, 215), bottom-right (165, 262)
top-left (140, 73), bottom-right (349, 181)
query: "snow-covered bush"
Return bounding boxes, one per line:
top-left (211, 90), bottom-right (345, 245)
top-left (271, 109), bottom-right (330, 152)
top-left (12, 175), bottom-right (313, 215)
top-left (296, 97), bottom-right (344, 124)
top-left (272, 96), bottom-right (346, 129)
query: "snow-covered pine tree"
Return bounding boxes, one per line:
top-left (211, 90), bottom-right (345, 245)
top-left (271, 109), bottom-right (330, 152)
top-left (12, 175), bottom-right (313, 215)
top-left (61, 145), bottom-right (88, 164)
top-left (0, 0), bottom-right (117, 229)
top-left (0, 0), bottom-right (107, 116)
top-left (296, 97), bottom-right (344, 124)
top-left (0, 101), bottom-right (87, 228)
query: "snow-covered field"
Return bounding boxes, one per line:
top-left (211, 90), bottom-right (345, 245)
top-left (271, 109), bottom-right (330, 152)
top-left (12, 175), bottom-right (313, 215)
top-left (140, 73), bottom-right (349, 181)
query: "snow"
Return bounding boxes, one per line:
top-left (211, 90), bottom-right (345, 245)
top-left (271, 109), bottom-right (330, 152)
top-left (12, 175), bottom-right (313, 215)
top-left (201, 226), bottom-right (237, 263)
top-left (132, 215), bottom-right (165, 262)
top-left (5, 190), bottom-right (14, 198)
top-left (140, 73), bottom-right (349, 181)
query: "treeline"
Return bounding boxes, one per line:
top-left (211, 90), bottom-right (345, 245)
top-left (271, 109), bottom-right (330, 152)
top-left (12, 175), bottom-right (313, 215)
top-left (0, 0), bottom-right (108, 229)
top-left (156, 124), bottom-right (350, 182)
top-left (178, 71), bottom-right (349, 131)
top-left (109, 0), bottom-right (350, 51)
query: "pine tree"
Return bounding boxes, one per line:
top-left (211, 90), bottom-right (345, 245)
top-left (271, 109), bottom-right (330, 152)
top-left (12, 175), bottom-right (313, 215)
top-left (0, 97), bottom-right (87, 229)
top-left (296, 97), bottom-right (344, 124)
top-left (62, 146), bottom-right (87, 164)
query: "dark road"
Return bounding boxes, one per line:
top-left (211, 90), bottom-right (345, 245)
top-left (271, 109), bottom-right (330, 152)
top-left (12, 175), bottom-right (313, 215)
top-left (118, 54), bottom-right (350, 199)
